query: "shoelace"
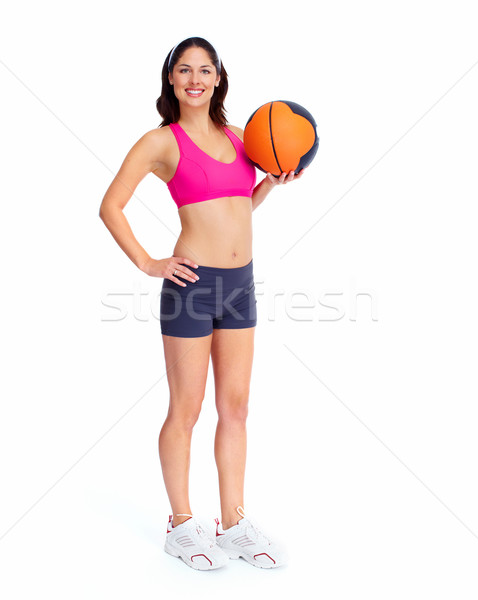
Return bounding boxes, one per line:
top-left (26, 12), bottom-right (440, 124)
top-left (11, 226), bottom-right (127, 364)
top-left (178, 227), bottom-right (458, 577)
top-left (243, 520), bottom-right (272, 546)
top-left (194, 523), bottom-right (215, 549)
top-left (235, 506), bottom-right (271, 546)
top-left (175, 513), bottom-right (215, 549)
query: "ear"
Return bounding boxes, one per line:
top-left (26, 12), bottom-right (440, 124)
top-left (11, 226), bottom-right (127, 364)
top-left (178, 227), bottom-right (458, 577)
top-left (215, 75), bottom-right (220, 87)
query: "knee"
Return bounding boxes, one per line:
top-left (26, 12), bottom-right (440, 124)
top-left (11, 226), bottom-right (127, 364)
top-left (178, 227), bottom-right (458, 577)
top-left (166, 395), bottom-right (204, 431)
top-left (216, 392), bottom-right (249, 423)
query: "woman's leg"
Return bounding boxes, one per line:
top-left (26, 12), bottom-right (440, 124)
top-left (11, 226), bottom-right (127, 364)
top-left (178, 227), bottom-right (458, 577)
top-left (210, 326), bottom-right (255, 530)
top-left (159, 333), bottom-right (212, 527)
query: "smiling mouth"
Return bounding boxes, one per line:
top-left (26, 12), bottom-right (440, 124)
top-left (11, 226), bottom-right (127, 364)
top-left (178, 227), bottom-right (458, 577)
top-left (185, 89), bottom-right (205, 97)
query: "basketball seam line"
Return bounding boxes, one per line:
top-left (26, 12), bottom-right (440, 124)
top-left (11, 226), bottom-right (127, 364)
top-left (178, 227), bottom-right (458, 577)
top-left (269, 102), bottom-right (282, 175)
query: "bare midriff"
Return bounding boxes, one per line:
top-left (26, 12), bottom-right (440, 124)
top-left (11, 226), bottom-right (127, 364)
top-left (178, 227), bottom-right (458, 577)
top-left (172, 195), bottom-right (253, 268)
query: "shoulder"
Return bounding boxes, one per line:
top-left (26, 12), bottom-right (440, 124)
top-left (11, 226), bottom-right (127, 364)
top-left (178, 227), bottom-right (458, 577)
top-left (132, 126), bottom-right (178, 165)
top-left (140, 126), bottom-right (177, 150)
top-left (225, 124), bottom-right (244, 142)
top-left (115, 126), bottom-right (179, 184)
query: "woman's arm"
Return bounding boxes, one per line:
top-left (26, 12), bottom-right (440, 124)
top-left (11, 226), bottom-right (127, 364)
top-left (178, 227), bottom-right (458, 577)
top-left (251, 170), bottom-right (306, 211)
top-left (251, 177), bottom-right (275, 212)
top-left (99, 204), bottom-right (151, 271)
top-left (99, 130), bottom-right (165, 272)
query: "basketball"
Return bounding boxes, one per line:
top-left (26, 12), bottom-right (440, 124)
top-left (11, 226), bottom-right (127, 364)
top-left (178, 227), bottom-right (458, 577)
top-left (243, 100), bottom-right (319, 177)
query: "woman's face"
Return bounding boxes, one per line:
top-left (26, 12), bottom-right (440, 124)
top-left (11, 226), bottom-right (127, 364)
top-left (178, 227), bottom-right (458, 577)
top-left (168, 46), bottom-right (220, 109)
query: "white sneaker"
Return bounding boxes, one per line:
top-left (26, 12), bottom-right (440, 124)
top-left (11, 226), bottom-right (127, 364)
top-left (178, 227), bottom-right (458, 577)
top-left (164, 513), bottom-right (229, 570)
top-left (215, 506), bottom-right (288, 568)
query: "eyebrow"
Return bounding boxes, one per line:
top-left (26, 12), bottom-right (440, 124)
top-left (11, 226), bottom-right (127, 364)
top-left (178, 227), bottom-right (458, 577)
top-left (177, 63), bottom-right (213, 68)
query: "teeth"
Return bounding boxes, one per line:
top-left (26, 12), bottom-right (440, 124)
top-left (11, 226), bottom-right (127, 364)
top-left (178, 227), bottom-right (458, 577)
top-left (186, 89), bottom-right (203, 94)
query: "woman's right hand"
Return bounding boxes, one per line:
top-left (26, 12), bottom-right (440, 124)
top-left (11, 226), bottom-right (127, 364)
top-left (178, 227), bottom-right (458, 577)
top-left (142, 256), bottom-right (200, 286)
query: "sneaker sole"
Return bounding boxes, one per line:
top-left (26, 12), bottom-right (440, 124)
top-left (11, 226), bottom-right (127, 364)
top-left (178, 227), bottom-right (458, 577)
top-left (218, 546), bottom-right (285, 569)
top-left (164, 539), bottom-right (229, 571)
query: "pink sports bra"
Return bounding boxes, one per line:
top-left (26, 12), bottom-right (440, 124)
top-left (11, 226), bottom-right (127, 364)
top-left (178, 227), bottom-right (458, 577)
top-left (166, 122), bottom-right (257, 209)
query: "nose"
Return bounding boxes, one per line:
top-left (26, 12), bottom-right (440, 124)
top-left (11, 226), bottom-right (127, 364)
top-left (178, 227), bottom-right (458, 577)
top-left (188, 70), bottom-right (202, 85)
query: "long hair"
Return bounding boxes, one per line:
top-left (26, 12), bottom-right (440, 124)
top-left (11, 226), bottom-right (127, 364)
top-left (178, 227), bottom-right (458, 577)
top-left (156, 37), bottom-right (228, 128)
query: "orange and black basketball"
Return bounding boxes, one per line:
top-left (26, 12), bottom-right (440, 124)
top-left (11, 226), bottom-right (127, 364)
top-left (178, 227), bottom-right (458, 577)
top-left (243, 100), bottom-right (319, 177)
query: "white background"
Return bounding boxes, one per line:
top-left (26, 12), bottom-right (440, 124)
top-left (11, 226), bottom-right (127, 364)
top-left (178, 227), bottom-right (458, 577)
top-left (1, 0), bottom-right (477, 597)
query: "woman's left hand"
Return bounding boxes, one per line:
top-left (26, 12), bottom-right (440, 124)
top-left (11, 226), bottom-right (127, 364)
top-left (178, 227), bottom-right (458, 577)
top-left (265, 168), bottom-right (306, 186)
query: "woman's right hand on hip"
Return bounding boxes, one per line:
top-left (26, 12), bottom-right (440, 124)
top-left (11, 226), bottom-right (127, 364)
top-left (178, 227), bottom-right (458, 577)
top-left (142, 257), bottom-right (200, 286)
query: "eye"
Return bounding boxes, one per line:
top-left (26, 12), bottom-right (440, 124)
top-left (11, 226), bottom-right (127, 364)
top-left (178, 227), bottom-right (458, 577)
top-left (178, 68), bottom-right (211, 75)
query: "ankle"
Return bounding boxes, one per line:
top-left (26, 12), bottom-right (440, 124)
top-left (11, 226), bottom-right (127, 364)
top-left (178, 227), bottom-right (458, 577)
top-left (172, 513), bottom-right (193, 527)
top-left (221, 505), bottom-right (245, 530)
top-left (221, 516), bottom-right (243, 531)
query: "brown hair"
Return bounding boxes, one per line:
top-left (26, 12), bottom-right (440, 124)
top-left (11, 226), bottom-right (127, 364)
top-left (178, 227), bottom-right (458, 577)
top-left (156, 37), bottom-right (229, 128)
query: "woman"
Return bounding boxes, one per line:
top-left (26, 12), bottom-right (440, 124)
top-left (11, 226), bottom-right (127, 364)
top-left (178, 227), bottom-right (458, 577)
top-left (99, 37), bottom-right (304, 571)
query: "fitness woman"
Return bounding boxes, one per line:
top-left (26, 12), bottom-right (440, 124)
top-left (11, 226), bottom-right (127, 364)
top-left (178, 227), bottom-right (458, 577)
top-left (99, 36), bottom-right (304, 570)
